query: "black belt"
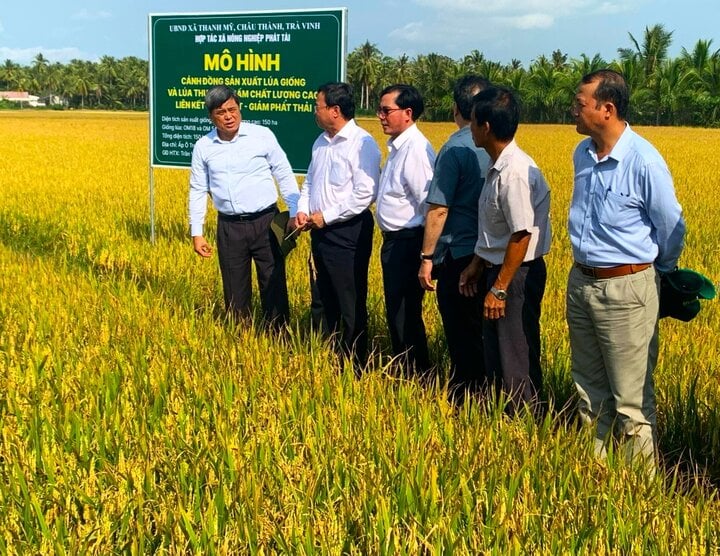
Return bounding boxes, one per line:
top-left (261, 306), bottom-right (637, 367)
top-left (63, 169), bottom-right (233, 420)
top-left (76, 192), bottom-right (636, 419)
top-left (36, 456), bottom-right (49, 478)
top-left (381, 226), bottom-right (424, 240)
top-left (218, 204), bottom-right (276, 222)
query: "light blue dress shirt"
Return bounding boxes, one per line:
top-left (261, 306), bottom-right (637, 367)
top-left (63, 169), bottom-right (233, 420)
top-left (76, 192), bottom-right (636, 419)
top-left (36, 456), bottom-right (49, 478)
top-left (568, 124), bottom-right (685, 273)
top-left (189, 123), bottom-right (299, 237)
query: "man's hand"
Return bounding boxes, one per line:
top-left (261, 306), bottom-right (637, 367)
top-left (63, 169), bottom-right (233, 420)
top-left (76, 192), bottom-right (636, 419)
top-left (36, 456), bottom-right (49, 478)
top-left (418, 260), bottom-right (436, 291)
top-left (296, 212), bottom-right (308, 228)
top-left (193, 236), bottom-right (212, 258)
top-left (484, 291), bottom-right (506, 320)
top-left (459, 256), bottom-right (482, 297)
top-left (308, 211), bottom-right (326, 229)
top-left (286, 216), bottom-right (298, 233)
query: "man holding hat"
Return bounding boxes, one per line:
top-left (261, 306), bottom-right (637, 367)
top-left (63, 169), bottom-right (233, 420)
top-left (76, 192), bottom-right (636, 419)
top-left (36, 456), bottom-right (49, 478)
top-left (567, 70), bottom-right (686, 469)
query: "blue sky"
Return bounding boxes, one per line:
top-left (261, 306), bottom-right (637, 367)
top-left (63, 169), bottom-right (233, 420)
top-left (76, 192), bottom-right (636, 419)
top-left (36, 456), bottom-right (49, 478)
top-left (1, 0), bottom-right (719, 66)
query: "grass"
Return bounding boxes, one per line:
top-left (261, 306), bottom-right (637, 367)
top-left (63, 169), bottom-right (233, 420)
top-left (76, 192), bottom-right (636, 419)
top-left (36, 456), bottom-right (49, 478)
top-left (0, 111), bottom-right (718, 553)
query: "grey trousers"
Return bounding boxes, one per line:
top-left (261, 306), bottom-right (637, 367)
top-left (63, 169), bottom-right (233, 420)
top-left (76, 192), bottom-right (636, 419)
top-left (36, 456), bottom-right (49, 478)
top-left (566, 265), bottom-right (660, 466)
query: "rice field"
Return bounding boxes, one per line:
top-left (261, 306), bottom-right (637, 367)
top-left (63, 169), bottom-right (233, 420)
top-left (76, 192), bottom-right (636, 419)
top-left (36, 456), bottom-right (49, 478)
top-left (0, 110), bottom-right (719, 553)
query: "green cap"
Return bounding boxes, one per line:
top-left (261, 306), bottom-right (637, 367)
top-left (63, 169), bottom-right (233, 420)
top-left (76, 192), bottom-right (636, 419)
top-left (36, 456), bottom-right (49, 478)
top-left (660, 268), bottom-right (716, 322)
top-left (269, 210), bottom-right (297, 257)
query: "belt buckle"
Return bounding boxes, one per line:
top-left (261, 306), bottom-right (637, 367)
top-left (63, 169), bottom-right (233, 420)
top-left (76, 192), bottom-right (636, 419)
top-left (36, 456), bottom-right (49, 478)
top-left (577, 263), bottom-right (595, 277)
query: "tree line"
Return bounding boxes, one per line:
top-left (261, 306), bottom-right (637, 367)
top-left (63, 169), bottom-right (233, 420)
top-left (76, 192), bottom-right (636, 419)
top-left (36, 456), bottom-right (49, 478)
top-left (0, 55), bottom-right (148, 110)
top-left (348, 24), bottom-right (720, 126)
top-left (2, 24), bottom-right (719, 125)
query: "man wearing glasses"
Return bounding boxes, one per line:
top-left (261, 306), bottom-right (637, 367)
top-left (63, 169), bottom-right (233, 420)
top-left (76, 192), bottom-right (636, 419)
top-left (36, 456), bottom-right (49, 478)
top-left (297, 82), bottom-right (381, 367)
top-left (189, 85), bottom-right (299, 328)
top-left (375, 84), bottom-right (435, 375)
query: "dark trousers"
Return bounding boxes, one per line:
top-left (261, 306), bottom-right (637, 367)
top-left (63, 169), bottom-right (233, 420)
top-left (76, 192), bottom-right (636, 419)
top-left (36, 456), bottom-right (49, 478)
top-left (307, 254), bottom-right (326, 331)
top-left (216, 208), bottom-right (289, 327)
top-left (311, 210), bottom-right (373, 364)
top-left (436, 253), bottom-right (486, 393)
top-left (380, 227), bottom-right (430, 374)
top-left (482, 258), bottom-right (546, 411)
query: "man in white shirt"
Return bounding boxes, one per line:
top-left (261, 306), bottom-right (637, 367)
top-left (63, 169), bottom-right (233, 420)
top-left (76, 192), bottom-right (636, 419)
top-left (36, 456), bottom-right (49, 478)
top-left (375, 84), bottom-right (435, 374)
top-left (459, 86), bottom-right (551, 413)
top-left (297, 82), bottom-right (381, 365)
top-left (189, 85), bottom-right (299, 327)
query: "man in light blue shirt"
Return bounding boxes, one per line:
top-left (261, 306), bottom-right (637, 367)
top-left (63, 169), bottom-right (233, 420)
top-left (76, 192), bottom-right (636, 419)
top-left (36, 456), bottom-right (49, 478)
top-left (189, 85), bottom-right (300, 327)
top-left (567, 70), bottom-right (685, 469)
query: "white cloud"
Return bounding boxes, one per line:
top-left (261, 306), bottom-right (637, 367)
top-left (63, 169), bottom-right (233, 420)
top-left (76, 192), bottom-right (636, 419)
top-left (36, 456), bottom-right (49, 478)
top-left (0, 46), bottom-right (95, 65)
top-left (71, 9), bottom-right (112, 21)
top-left (414, 0), bottom-right (634, 18)
top-left (591, 2), bottom-right (632, 15)
top-left (501, 13), bottom-right (555, 30)
top-left (389, 22), bottom-right (426, 42)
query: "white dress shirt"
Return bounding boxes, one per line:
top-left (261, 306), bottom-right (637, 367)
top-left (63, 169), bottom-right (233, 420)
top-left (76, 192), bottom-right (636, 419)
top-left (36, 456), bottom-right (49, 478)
top-left (298, 119), bottom-right (381, 225)
top-left (189, 123), bottom-right (299, 237)
top-left (375, 123), bottom-right (436, 232)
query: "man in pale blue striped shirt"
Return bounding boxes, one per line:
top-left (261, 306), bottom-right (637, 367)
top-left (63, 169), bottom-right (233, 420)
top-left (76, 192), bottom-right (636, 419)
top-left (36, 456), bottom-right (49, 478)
top-left (189, 85), bottom-right (299, 327)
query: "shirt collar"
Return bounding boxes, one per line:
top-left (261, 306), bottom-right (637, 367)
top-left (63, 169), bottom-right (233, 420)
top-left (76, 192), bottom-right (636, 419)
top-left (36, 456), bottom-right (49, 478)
top-left (489, 139), bottom-right (519, 173)
top-left (387, 123), bottom-right (418, 152)
top-left (210, 126), bottom-right (242, 143)
top-left (587, 122), bottom-right (632, 162)
top-left (323, 118), bottom-right (358, 143)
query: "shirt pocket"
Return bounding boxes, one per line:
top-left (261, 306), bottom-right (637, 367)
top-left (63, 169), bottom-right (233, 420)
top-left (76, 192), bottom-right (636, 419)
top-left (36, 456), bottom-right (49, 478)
top-left (598, 190), bottom-right (640, 229)
top-left (481, 196), bottom-right (508, 237)
top-left (329, 158), bottom-right (351, 187)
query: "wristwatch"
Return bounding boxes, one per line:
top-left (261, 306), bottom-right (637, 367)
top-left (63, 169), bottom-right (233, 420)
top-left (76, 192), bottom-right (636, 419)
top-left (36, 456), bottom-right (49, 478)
top-left (490, 286), bottom-right (508, 300)
top-left (420, 252), bottom-right (434, 261)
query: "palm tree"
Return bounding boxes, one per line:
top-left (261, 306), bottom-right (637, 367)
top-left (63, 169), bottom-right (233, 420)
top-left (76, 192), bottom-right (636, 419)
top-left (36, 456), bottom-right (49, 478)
top-left (680, 40), bottom-right (720, 125)
top-left (618, 24), bottom-right (674, 124)
top-left (66, 59), bottom-right (97, 109)
top-left (118, 56), bottom-right (148, 109)
top-left (412, 53), bottom-right (455, 120)
top-left (347, 41), bottom-right (382, 111)
top-left (96, 55), bottom-right (119, 108)
top-left (391, 54), bottom-right (413, 84)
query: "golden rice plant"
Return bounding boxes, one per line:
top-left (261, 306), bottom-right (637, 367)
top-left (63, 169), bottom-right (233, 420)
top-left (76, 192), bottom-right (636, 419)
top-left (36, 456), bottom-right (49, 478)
top-left (0, 111), bottom-right (718, 553)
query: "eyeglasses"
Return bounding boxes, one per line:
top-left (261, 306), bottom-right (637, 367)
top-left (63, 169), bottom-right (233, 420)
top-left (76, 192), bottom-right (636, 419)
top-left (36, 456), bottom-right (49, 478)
top-left (376, 106), bottom-right (404, 117)
top-left (315, 104), bottom-right (333, 112)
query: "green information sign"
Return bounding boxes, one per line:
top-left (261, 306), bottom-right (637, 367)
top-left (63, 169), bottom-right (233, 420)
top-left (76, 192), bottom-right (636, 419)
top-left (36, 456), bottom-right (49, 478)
top-left (149, 9), bottom-right (347, 172)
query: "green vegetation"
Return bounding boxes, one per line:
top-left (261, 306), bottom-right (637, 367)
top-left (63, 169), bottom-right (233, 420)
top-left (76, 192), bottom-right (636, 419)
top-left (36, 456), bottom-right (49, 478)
top-left (3, 24), bottom-right (719, 125)
top-left (0, 112), bottom-right (718, 552)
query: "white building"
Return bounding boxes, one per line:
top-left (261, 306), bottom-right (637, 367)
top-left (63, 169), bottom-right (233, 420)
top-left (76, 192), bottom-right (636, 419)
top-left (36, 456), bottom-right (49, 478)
top-left (0, 91), bottom-right (46, 107)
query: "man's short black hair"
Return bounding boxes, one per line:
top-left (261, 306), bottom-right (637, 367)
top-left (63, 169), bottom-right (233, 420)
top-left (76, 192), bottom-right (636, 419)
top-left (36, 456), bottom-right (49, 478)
top-left (454, 75), bottom-right (491, 121)
top-left (317, 82), bottom-right (355, 119)
top-left (472, 86), bottom-right (520, 142)
top-left (582, 69), bottom-right (629, 120)
top-left (379, 84), bottom-right (425, 121)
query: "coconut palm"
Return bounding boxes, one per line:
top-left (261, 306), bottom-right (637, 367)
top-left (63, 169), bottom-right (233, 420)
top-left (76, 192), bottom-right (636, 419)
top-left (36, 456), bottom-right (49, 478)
top-left (347, 41), bottom-right (382, 111)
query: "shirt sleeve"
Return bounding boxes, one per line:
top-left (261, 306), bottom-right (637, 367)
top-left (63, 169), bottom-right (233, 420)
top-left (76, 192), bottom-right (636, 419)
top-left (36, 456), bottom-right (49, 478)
top-left (264, 129), bottom-right (300, 216)
top-left (499, 167), bottom-right (535, 235)
top-left (403, 142), bottom-right (435, 207)
top-left (297, 146), bottom-right (314, 215)
top-left (188, 141), bottom-right (209, 237)
top-left (642, 161), bottom-right (686, 272)
top-left (426, 145), bottom-right (458, 207)
top-left (323, 136), bottom-right (381, 224)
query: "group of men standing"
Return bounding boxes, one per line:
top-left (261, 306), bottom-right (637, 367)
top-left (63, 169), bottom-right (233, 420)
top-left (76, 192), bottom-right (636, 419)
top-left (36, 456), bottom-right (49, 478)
top-left (189, 69), bottom-right (685, 471)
